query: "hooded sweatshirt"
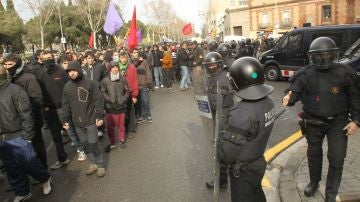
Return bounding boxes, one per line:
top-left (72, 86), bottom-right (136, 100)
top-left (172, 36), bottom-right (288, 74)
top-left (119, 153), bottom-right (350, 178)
top-left (62, 62), bottom-right (104, 127)
top-left (40, 60), bottom-right (69, 109)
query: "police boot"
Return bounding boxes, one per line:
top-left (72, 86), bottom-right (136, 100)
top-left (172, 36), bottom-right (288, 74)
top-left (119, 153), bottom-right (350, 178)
top-left (205, 180), bottom-right (228, 189)
top-left (304, 181), bottom-right (319, 197)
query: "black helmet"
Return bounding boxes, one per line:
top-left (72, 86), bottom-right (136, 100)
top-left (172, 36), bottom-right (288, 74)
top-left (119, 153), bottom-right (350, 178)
top-left (230, 40), bottom-right (237, 49)
top-left (208, 41), bottom-right (218, 51)
top-left (229, 57), bottom-right (273, 100)
top-left (202, 52), bottom-right (223, 76)
top-left (217, 43), bottom-right (231, 58)
top-left (308, 37), bottom-right (339, 70)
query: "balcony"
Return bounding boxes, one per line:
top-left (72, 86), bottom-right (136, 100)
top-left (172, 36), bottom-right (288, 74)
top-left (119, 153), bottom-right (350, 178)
top-left (258, 23), bottom-right (270, 30)
top-left (280, 21), bottom-right (292, 29)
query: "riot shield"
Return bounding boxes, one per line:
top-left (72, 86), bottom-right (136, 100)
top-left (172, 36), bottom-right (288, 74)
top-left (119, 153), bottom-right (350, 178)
top-left (213, 81), bottom-right (222, 202)
top-left (193, 65), bottom-right (215, 141)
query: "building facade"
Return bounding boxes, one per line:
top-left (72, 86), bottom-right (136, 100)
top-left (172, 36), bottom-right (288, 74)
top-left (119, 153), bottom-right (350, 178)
top-left (209, 0), bottom-right (360, 39)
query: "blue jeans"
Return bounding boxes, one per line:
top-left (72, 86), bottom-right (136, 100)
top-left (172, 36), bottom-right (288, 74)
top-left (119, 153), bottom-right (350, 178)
top-left (154, 66), bottom-right (163, 87)
top-left (180, 66), bottom-right (189, 89)
top-left (75, 124), bottom-right (105, 168)
top-left (0, 136), bottom-right (50, 196)
top-left (139, 87), bottom-right (151, 118)
top-left (57, 109), bottom-right (83, 152)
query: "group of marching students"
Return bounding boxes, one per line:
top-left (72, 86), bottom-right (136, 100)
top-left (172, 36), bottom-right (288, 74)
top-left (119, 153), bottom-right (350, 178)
top-left (0, 38), bottom-right (258, 201)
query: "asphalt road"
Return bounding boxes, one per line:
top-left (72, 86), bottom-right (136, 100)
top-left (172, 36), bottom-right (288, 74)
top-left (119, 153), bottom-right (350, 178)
top-left (0, 80), bottom-right (302, 202)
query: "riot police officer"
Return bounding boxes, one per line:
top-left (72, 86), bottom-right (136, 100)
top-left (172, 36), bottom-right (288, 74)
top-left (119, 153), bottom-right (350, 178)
top-left (208, 41), bottom-right (219, 52)
top-left (283, 37), bottom-right (360, 202)
top-left (217, 43), bottom-right (236, 69)
top-left (202, 52), bottom-right (234, 190)
top-left (219, 56), bottom-right (274, 202)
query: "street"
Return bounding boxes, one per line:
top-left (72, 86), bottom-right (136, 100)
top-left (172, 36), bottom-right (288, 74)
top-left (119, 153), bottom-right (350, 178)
top-left (0, 80), bottom-right (301, 202)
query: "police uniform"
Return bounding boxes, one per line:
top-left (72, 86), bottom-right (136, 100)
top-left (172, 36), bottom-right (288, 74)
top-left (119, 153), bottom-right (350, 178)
top-left (203, 52), bottom-right (234, 189)
top-left (285, 37), bottom-right (360, 202)
top-left (219, 57), bottom-right (274, 202)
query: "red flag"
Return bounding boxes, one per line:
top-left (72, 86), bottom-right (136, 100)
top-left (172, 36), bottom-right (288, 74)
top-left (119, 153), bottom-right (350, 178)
top-left (182, 23), bottom-right (192, 35)
top-left (127, 6), bottom-right (137, 50)
top-left (88, 32), bottom-right (94, 48)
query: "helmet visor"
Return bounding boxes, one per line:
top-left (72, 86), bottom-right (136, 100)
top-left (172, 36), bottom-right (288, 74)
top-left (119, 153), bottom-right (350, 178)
top-left (308, 51), bottom-right (338, 69)
top-left (204, 63), bottom-right (221, 75)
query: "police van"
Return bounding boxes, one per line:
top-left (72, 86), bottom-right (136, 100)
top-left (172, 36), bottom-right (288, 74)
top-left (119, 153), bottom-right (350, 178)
top-left (259, 25), bottom-right (360, 81)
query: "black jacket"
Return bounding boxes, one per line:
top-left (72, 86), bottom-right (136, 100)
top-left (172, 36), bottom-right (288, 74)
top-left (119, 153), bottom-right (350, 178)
top-left (152, 50), bottom-right (163, 67)
top-left (0, 81), bottom-right (34, 140)
top-left (219, 96), bottom-right (275, 164)
top-left (101, 76), bottom-right (130, 114)
top-left (190, 46), bottom-right (204, 67)
top-left (178, 48), bottom-right (190, 67)
top-left (11, 67), bottom-right (43, 109)
top-left (288, 64), bottom-right (360, 122)
top-left (83, 61), bottom-right (108, 85)
top-left (62, 66), bottom-right (104, 127)
top-left (40, 64), bottom-right (69, 109)
top-left (28, 61), bottom-right (45, 80)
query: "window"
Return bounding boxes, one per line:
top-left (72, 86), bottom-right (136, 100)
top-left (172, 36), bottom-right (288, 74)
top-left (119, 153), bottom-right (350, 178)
top-left (259, 12), bottom-right (269, 28)
top-left (322, 5), bottom-right (332, 22)
top-left (280, 33), bottom-right (302, 53)
top-left (233, 26), bottom-right (243, 36)
top-left (239, 0), bottom-right (248, 6)
top-left (281, 10), bottom-right (291, 28)
top-left (288, 34), bottom-right (302, 52)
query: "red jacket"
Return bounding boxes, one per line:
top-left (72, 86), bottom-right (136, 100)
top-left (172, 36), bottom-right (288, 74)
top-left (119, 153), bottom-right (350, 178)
top-left (123, 63), bottom-right (139, 98)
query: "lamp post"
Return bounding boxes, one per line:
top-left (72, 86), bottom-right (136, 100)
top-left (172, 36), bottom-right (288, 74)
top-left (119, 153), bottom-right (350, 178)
top-left (274, 0), bottom-right (279, 36)
top-left (57, 0), bottom-right (65, 50)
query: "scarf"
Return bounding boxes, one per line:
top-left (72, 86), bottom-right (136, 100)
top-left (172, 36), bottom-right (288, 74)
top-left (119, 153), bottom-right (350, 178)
top-left (110, 72), bottom-right (120, 81)
top-left (119, 62), bottom-right (127, 76)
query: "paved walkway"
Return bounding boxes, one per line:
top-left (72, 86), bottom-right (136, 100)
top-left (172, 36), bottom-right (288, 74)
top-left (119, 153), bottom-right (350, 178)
top-left (275, 131), bottom-right (360, 202)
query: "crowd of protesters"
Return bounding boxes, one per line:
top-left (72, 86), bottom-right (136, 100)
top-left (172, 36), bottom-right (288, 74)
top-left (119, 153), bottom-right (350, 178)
top-left (0, 38), bottom-right (264, 201)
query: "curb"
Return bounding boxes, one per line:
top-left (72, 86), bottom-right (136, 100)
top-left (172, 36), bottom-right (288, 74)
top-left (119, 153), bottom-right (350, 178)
top-left (263, 131), bottom-right (306, 202)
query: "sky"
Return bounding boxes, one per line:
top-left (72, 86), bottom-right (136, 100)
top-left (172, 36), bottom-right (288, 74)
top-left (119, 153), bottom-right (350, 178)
top-left (2, 0), bottom-right (209, 33)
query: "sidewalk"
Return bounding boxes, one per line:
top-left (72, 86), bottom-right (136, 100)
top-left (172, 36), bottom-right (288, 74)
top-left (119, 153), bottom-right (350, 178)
top-left (264, 131), bottom-right (360, 202)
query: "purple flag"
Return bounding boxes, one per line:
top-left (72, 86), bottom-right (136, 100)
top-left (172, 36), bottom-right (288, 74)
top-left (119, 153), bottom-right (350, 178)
top-left (136, 28), bottom-right (142, 43)
top-left (126, 29), bottom-right (142, 46)
top-left (103, 1), bottom-right (123, 36)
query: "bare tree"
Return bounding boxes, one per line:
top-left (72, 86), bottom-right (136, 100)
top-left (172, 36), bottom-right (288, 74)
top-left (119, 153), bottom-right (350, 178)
top-left (145, 0), bottom-right (186, 42)
top-left (23, 0), bottom-right (56, 49)
top-left (77, 0), bottom-right (108, 49)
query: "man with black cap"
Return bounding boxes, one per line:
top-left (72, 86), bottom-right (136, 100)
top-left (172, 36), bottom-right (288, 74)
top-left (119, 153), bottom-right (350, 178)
top-left (2, 53), bottom-right (48, 169)
top-left (219, 56), bottom-right (275, 202)
top-left (283, 37), bottom-right (360, 202)
top-left (0, 64), bottom-right (52, 202)
top-left (62, 61), bottom-right (106, 177)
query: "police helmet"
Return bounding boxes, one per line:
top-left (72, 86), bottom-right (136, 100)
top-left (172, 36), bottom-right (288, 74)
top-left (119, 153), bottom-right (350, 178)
top-left (217, 43), bottom-right (231, 58)
top-left (308, 37), bottom-right (339, 70)
top-left (230, 40), bottom-right (237, 49)
top-left (208, 41), bottom-right (218, 51)
top-left (229, 57), bottom-right (273, 100)
top-left (202, 52), bottom-right (223, 76)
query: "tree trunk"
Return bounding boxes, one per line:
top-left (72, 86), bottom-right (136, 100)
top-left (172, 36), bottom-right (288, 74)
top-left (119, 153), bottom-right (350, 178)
top-left (40, 25), bottom-right (44, 49)
top-left (93, 31), bottom-right (97, 49)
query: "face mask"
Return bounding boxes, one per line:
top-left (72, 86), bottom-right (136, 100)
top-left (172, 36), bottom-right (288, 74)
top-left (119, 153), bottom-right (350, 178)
top-left (113, 56), bottom-right (119, 62)
top-left (7, 66), bottom-right (18, 76)
top-left (43, 59), bottom-right (56, 67)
